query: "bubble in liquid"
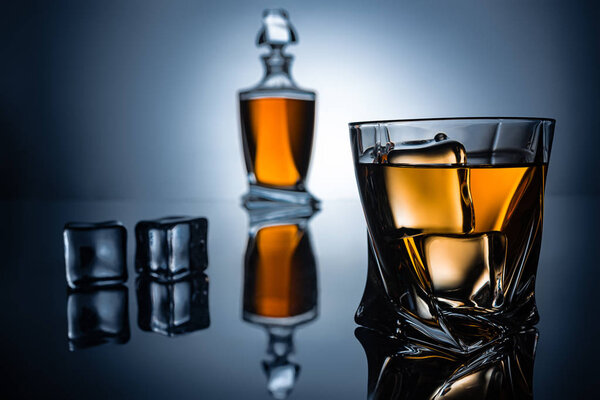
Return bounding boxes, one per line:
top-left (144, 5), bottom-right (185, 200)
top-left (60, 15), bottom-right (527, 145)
top-left (434, 132), bottom-right (448, 142)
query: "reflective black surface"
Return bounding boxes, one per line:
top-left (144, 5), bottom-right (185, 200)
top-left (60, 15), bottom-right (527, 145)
top-left (0, 197), bottom-right (598, 398)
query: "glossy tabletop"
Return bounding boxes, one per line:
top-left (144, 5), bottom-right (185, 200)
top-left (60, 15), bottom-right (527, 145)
top-left (1, 196), bottom-right (598, 399)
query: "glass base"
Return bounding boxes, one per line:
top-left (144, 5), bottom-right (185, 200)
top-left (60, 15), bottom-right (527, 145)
top-left (242, 184), bottom-right (320, 210)
top-left (355, 242), bottom-right (539, 354)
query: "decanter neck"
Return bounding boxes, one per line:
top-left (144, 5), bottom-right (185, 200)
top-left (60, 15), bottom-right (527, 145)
top-left (260, 49), bottom-right (296, 87)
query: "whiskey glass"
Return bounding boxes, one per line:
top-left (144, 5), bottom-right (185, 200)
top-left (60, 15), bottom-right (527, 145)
top-left (350, 118), bottom-right (554, 353)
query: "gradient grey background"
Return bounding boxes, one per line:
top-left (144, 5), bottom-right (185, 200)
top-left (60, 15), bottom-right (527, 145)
top-left (1, 2), bottom-right (600, 399)
top-left (2, 0), bottom-right (599, 200)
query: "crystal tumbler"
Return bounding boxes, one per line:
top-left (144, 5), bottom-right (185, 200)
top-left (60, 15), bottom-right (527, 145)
top-left (350, 118), bottom-right (554, 353)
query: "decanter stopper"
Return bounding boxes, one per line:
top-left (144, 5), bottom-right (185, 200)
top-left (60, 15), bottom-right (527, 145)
top-left (257, 9), bottom-right (297, 49)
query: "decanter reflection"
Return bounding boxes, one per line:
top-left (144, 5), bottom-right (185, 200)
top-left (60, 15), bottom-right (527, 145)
top-left (242, 207), bottom-right (319, 399)
top-left (67, 285), bottom-right (130, 351)
top-left (356, 327), bottom-right (537, 399)
top-left (239, 9), bottom-right (318, 208)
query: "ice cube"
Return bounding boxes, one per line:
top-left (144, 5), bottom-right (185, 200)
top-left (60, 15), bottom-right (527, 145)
top-left (382, 133), bottom-right (473, 234)
top-left (386, 132), bottom-right (467, 165)
top-left (63, 221), bottom-right (127, 289)
top-left (136, 273), bottom-right (210, 336)
top-left (402, 232), bottom-right (506, 309)
top-left (67, 285), bottom-right (130, 351)
top-left (135, 216), bottom-right (208, 280)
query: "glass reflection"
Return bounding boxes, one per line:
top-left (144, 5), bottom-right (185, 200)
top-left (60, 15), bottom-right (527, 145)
top-left (67, 285), bottom-right (130, 351)
top-left (356, 327), bottom-right (537, 399)
top-left (242, 206), bottom-right (318, 399)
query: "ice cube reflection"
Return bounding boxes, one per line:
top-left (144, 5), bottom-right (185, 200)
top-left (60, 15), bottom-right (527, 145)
top-left (242, 206), bottom-right (319, 399)
top-left (136, 273), bottom-right (210, 336)
top-left (67, 285), bottom-right (130, 351)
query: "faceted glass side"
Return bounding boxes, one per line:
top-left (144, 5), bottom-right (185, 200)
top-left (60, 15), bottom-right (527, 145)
top-left (351, 118), bottom-right (554, 352)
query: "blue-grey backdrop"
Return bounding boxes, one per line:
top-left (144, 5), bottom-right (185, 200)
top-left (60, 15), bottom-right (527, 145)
top-left (1, 0), bottom-right (599, 200)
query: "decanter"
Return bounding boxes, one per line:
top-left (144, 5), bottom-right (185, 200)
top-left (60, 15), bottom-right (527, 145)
top-left (239, 9), bottom-right (318, 208)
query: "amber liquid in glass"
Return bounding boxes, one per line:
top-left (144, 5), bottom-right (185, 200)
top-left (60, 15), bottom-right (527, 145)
top-left (240, 97), bottom-right (315, 188)
top-left (356, 163), bottom-right (546, 310)
top-left (243, 224), bottom-right (316, 319)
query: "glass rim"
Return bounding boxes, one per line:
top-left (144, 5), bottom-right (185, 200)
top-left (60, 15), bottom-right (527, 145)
top-left (348, 116), bottom-right (556, 127)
